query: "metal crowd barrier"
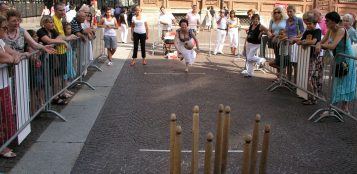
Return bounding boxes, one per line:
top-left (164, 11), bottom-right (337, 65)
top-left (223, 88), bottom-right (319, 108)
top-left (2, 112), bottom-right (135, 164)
top-left (0, 28), bottom-right (105, 152)
top-left (264, 39), bottom-right (357, 122)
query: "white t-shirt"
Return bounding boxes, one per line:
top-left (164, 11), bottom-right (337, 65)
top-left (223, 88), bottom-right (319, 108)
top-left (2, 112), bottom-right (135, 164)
top-left (159, 13), bottom-right (175, 31)
top-left (0, 39), bottom-right (9, 88)
top-left (132, 16), bottom-right (147, 34)
top-left (227, 17), bottom-right (239, 32)
top-left (66, 10), bottom-right (76, 23)
top-left (186, 11), bottom-right (200, 30)
top-left (216, 16), bottom-right (228, 30)
top-left (102, 18), bottom-right (117, 36)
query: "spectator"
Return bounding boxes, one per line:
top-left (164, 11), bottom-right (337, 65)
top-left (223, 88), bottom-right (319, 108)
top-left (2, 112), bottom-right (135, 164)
top-left (209, 6), bottom-right (215, 17)
top-left (213, 9), bottom-right (228, 55)
top-left (4, 10), bottom-right (55, 53)
top-left (243, 14), bottom-right (271, 78)
top-left (186, 4), bottom-right (200, 34)
top-left (223, 6), bottom-right (229, 17)
top-left (312, 9), bottom-right (327, 36)
top-left (0, 15), bottom-right (24, 158)
top-left (174, 19), bottom-right (200, 72)
top-left (202, 10), bottom-right (212, 31)
top-left (343, 14), bottom-right (357, 44)
top-left (0, 1), bottom-right (9, 16)
top-left (119, 7), bottom-right (129, 43)
top-left (285, 5), bottom-right (305, 82)
top-left (62, 22), bottom-right (77, 81)
top-left (227, 10), bottom-right (240, 55)
top-left (268, 6), bottom-right (287, 68)
top-left (37, 15), bottom-right (72, 103)
top-left (99, 7), bottom-right (118, 66)
top-left (295, 12), bottom-right (322, 105)
top-left (130, 6), bottom-right (149, 66)
top-left (65, 2), bottom-right (70, 12)
top-left (41, 6), bottom-right (51, 17)
top-left (66, 5), bottom-right (76, 23)
top-left (159, 6), bottom-right (176, 40)
top-left (95, 8), bottom-right (101, 24)
top-left (114, 4), bottom-right (121, 22)
top-left (316, 12), bottom-right (356, 113)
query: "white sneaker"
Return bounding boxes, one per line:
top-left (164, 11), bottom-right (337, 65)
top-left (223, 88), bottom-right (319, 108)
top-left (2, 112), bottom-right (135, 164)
top-left (241, 70), bottom-right (248, 74)
top-left (213, 52), bottom-right (217, 55)
top-left (107, 61), bottom-right (113, 66)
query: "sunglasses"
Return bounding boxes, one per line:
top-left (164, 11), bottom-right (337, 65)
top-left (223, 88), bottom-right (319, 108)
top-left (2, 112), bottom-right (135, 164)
top-left (274, 11), bottom-right (281, 14)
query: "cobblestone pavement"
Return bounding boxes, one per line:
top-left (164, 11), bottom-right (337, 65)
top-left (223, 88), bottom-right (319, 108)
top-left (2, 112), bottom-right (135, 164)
top-left (70, 46), bottom-right (357, 174)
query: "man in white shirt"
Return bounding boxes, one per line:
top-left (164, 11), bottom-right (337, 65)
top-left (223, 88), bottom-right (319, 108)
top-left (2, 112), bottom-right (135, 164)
top-left (159, 6), bottom-right (177, 39)
top-left (186, 4), bottom-right (200, 34)
top-left (66, 5), bottom-right (76, 23)
top-left (213, 9), bottom-right (228, 55)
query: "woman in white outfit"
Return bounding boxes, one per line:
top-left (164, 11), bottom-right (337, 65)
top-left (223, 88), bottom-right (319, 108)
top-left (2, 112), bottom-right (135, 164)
top-left (244, 14), bottom-right (271, 78)
top-left (174, 19), bottom-right (200, 72)
top-left (227, 10), bottom-right (240, 55)
top-left (99, 7), bottom-right (119, 66)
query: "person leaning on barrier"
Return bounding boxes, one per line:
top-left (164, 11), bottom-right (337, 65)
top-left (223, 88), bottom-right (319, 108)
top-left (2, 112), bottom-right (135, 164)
top-left (293, 13), bottom-right (322, 105)
top-left (311, 9), bottom-right (328, 36)
top-left (5, 10), bottom-right (56, 54)
top-left (343, 14), bottom-right (357, 44)
top-left (79, 4), bottom-right (96, 39)
top-left (316, 11), bottom-right (356, 114)
top-left (285, 5), bottom-right (305, 82)
top-left (0, 15), bottom-right (29, 158)
top-left (70, 11), bottom-right (89, 41)
top-left (243, 14), bottom-right (271, 78)
top-left (268, 6), bottom-right (287, 61)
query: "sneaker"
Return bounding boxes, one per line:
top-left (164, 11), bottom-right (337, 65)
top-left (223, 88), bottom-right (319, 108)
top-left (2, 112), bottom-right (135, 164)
top-left (241, 70), bottom-right (248, 74)
top-left (219, 52), bottom-right (225, 55)
top-left (213, 52), bottom-right (217, 55)
top-left (107, 61), bottom-right (113, 66)
top-left (185, 67), bottom-right (189, 72)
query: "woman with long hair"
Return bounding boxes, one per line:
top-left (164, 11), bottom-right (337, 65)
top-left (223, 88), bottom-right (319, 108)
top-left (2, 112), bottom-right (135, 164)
top-left (174, 19), bottom-right (200, 72)
top-left (130, 6), bottom-right (149, 66)
top-left (227, 10), bottom-right (240, 55)
top-left (99, 7), bottom-right (118, 66)
top-left (268, 6), bottom-right (287, 66)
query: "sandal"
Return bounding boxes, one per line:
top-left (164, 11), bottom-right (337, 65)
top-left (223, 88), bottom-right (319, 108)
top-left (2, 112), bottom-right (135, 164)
top-left (130, 60), bottom-right (136, 66)
top-left (302, 99), bottom-right (316, 105)
top-left (52, 98), bottom-right (69, 105)
top-left (142, 59), bottom-right (147, 65)
top-left (1, 148), bottom-right (16, 158)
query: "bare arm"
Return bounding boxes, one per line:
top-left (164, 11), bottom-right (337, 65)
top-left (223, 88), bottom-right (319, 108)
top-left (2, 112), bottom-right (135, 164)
top-left (39, 35), bottom-right (68, 46)
top-left (145, 21), bottom-right (149, 40)
top-left (260, 24), bottom-right (272, 37)
top-left (191, 33), bottom-right (200, 50)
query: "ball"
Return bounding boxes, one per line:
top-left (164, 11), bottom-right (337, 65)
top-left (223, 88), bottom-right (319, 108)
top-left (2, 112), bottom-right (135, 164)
top-left (184, 40), bottom-right (194, 50)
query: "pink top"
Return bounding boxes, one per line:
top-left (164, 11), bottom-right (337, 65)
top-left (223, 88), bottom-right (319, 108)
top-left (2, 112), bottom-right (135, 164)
top-left (318, 16), bottom-right (327, 36)
top-left (186, 11), bottom-right (200, 30)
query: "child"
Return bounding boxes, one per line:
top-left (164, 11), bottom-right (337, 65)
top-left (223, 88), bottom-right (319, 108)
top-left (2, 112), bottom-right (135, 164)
top-left (295, 13), bottom-right (322, 105)
top-left (268, 29), bottom-right (289, 79)
top-left (63, 22), bottom-right (77, 85)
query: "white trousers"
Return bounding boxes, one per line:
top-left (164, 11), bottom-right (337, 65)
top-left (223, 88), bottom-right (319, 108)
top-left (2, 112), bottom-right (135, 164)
top-left (228, 30), bottom-right (238, 48)
top-left (214, 29), bottom-right (227, 54)
top-left (245, 42), bottom-right (266, 76)
top-left (120, 24), bottom-right (128, 43)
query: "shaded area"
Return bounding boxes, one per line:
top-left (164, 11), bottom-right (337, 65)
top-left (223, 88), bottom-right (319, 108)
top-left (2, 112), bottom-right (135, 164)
top-left (72, 53), bottom-right (357, 173)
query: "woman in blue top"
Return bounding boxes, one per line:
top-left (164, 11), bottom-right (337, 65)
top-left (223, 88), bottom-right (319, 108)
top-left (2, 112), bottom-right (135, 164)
top-left (268, 6), bottom-right (287, 74)
top-left (316, 12), bottom-right (356, 113)
top-left (285, 5), bottom-right (304, 82)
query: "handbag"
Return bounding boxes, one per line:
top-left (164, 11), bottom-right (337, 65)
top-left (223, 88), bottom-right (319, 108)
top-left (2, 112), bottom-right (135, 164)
top-left (335, 61), bottom-right (348, 77)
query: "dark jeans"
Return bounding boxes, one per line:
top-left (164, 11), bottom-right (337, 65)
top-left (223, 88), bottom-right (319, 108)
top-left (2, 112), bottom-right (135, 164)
top-left (132, 32), bottom-right (146, 59)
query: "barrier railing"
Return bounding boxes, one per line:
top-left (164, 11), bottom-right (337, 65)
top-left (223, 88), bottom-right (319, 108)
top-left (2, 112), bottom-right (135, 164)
top-left (264, 39), bottom-right (357, 122)
top-left (0, 28), bottom-right (105, 152)
top-left (309, 53), bottom-right (357, 122)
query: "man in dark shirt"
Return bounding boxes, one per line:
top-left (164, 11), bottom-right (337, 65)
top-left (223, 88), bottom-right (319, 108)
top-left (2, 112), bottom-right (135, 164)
top-left (70, 11), bottom-right (87, 40)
